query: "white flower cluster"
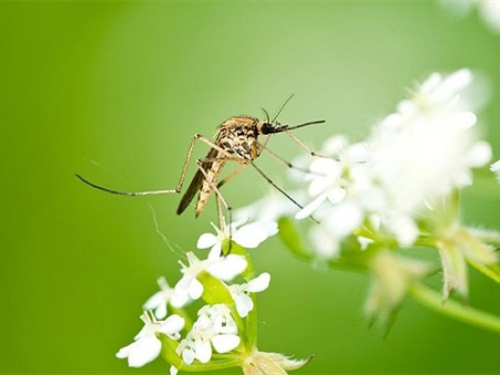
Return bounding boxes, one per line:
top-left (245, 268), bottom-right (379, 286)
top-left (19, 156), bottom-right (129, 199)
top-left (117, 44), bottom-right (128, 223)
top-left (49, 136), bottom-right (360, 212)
top-left (116, 220), bottom-right (275, 370)
top-left (236, 69), bottom-right (499, 311)
top-left (439, 0), bottom-right (500, 33)
top-left (176, 304), bottom-right (241, 365)
top-left (241, 69), bottom-right (493, 257)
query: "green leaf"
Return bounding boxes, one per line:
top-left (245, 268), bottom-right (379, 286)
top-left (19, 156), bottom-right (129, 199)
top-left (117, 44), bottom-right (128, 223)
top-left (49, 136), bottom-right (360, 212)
top-left (277, 217), bottom-right (370, 272)
top-left (277, 217), bottom-right (312, 259)
top-left (158, 333), bottom-right (182, 369)
top-left (198, 270), bottom-right (234, 305)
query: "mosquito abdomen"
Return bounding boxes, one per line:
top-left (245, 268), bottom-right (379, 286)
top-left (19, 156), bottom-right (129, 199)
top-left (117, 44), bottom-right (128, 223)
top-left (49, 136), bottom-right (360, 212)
top-left (195, 161), bottom-right (226, 216)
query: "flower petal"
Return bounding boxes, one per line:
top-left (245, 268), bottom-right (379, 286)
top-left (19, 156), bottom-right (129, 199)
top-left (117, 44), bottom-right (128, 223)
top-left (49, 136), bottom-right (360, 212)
top-left (233, 222), bottom-right (276, 248)
top-left (182, 348), bottom-right (195, 365)
top-left (189, 278), bottom-right (204, 300)
top-left (208, 243), bottom-right (222, 260)
top-left (295, 193), bottom-right (327, 220)
top-left (154, 303), bottom-right (167, 320)
top-left (194, 340), bottom-right (212, 363)
top-left (326, 186), bottom-right (346, 204)
top-left (142, 291), bottom-right (164, 310)
top-left (197, 233), bottom-right (218, 249)
top-left (159, 314), bottom-right (185, 336)
top-left (246, 272), bottom-right (271, 293)
top-left (208, 255), bottom-right (247, 281)
top-left (465, 141), bottom-right (491, 168)
top-left (170, 290), bottom-right (190, 308)
top-left (235, 293), bottom-right (254, 318)
top-left (385, 214), bottom-right (418, 247)
top-left (491, 158), bottom-right (500, 172)
top-left (328, 202), bottom-right (363, 237)
top-left (116, 342), bottom-right (134, 359)
top-left (127, 335), bottom-right (162, 368)
top-left (211, 334), bottom-right (241, 353)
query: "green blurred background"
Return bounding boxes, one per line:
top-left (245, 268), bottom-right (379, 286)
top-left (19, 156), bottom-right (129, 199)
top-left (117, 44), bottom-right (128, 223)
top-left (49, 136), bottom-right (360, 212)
top-left (2, 1), bottom-right (500, 373)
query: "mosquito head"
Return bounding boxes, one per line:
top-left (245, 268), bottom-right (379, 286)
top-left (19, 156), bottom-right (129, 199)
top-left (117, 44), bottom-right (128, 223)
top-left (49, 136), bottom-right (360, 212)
top-left (257, 121), bottom-right (287, 135)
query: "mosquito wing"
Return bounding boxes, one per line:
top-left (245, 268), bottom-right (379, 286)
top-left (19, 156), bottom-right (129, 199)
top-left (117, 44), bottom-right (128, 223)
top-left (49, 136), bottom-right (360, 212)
top-left (176, 147), bottom-right (218, 215)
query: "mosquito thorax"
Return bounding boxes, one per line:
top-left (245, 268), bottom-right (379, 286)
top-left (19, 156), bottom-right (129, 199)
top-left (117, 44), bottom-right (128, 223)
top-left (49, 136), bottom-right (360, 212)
top-left (216, 115), bottom-right (260, 160)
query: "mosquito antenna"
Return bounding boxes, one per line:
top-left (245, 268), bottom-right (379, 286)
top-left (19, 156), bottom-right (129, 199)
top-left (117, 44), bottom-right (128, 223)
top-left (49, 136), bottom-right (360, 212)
top-left (271, 93), bottom-right (295, 123)
top-left (261, 107), bottom-right (271, 123)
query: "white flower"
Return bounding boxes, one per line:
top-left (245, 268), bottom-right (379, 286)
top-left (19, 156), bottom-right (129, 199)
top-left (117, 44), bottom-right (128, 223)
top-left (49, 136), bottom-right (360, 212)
top-left (116, 311), bottom-right (184, 368)
top-left (491, 158), bottom-right (500, 182)
top-left (295, 137), bottom-right (373, 220)
top-left (228, 272), bottom-right (271, 317)
top-left (294, 157), bottom-right (344, 220)
top-left (174, 252), bottom-right (247, 302)
top-left (176, 304), bottom-right (241, 364)
top-left (293, 69), bottom-right (491, 253)
top-left (143, 277), bottom-right (190, 319)
top-left (439, 0), bottom-right (500, 33)
top-left (294, 136), bottom-right (386, 255)
top-left (296, 137), bottom-right (381, 229)
top-left (197, 220), bottom-right (278, 259)
top-left (369, 69), bottom-right (491, 244)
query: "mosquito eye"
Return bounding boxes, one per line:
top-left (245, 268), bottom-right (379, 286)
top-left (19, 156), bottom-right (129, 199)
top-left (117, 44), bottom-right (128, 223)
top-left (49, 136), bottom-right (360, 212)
top-left (261, 122), bottom-right (273, 135)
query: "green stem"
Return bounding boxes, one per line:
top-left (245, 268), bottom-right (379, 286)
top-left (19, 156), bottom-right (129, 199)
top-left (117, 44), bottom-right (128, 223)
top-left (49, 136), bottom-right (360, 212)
top-left (246, 293), bottom-right (258, 349)
top-left (469, 262), bottom-right (500, 284)
top-left (223, 240), bottom-right (258, 350)
top-left (409, 283), bottom-right (500, 334)
top-left (178, 358), bottom-right (241, 372)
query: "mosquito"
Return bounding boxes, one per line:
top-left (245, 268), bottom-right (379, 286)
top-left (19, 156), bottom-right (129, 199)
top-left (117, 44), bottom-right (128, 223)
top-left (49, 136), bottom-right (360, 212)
top-left (76, 99), bottom-right (325, 231)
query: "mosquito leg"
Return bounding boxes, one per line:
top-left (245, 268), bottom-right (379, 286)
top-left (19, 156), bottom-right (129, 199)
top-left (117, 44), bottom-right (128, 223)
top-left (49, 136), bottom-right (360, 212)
top-left (260, 135), bottom-right (271, 152)
top-left (173, 134), bottom-right (199, 192)
top-left (76, 134), bottom-right (202, 196)
top-left (75, 174), bottom-right (179, 196)
top-left (250, 161), bottom-right (320, 224)
top-left (258, 143), bottom-right (313, 175)
top-left (193, 134), bottom-right (246, 161)
top-left (216, 164), bottom-right (249, 189)
top-left (214, 193), bottom-right (234, 255)
top-left (217, 164), bottom-right (248, 253)
top-left (283, 130), bottom-right (330, 159)
top-left (215, 194), bottom-right (224, 231)
top-left (77, 132), bottom-right (250, 197)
